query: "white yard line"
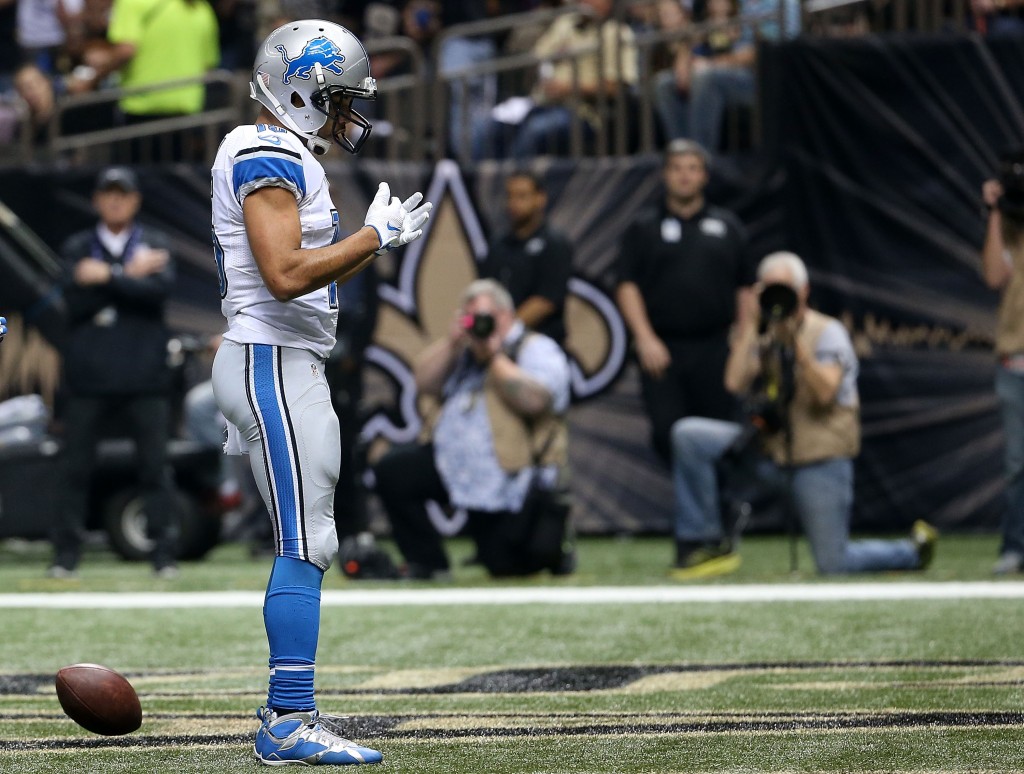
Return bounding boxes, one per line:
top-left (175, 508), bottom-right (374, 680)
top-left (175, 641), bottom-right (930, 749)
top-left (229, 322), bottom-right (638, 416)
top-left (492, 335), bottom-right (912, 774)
top-left (1, 582), bottom-right (1024, 608)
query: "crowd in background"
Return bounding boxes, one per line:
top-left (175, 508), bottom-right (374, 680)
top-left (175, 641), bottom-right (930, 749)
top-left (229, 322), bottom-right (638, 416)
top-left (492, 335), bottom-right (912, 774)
top-left (3, 0), bottom-right (1023, 161)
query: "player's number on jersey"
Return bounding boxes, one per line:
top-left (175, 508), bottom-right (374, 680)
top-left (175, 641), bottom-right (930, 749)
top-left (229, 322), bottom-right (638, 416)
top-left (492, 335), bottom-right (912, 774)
top-left (327, 208), bottom-right (341, 310)
top-left (212, 229), bottom-right (228, 299)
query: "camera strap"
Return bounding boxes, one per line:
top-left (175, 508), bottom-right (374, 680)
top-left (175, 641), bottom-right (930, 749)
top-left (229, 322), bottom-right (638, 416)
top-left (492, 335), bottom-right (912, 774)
top-left (503, 331), bottom-right (559, 472)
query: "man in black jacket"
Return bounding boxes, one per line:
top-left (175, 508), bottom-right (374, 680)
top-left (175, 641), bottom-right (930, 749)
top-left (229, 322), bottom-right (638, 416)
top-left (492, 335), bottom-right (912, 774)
top-left (480, 170), bottom-right (572, 347)
top-left (615, 139), bottom-right (754, 462)
top-left (48, 166), bottom-right (178, 578)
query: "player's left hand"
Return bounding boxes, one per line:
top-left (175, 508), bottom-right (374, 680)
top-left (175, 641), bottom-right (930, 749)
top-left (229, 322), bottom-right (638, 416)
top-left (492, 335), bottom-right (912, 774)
top-left (0, 316), bottom-right (7, 344)
top-left (363, 182), bottom-right (432, 255)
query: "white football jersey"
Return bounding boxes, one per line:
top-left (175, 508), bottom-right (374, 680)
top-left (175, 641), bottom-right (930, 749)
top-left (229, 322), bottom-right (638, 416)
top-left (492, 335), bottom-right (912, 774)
top-left (211, 123), bottom-right (340, 358)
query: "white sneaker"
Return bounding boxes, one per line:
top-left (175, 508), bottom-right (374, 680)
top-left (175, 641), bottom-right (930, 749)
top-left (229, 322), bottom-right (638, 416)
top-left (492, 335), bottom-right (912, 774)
top-left (254, 707), bottom-right (382, 766)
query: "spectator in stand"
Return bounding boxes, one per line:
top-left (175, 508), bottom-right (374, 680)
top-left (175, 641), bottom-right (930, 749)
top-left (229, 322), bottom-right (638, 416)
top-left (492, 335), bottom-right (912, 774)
top-left (78, 0), bottom-right (219, 160)
top-left (16, 0), bottom-right (84, 74)
top-left (61, 0), bottom-right (116, 89)
top-left (969, 0), bottom-right (1024, 35)
top-left (3, 61), bottom-right (115, 148)
top-left (438, 0), bottom-right (508, 158)
top-left (471, 0), bottom-right (638, 161)
top-left (9, 63), bottom-right (57, 142)
top-left (367, 0), bottom-right (441, 82)
top-left (49, 166), bottom-right (179, 579)
top-left (615, 139), bottom-right (753, 463)
top-left (653, 0), bottom-right (799, 154)
top-left (651, 0), bottom-right (695, 144)
top-left (480, 169), bottom-right (572, 348)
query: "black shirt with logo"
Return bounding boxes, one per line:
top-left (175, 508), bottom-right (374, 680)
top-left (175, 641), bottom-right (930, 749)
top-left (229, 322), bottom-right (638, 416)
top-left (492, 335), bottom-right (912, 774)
top-left (481, 222), bottom-right (573, 345)
top-left (615, 203), bottom-right (753, 340)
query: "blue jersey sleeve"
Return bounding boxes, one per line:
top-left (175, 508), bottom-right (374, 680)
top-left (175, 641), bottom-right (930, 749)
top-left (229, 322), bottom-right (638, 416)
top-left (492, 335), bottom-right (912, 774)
top-left (232, 145), bottom-right (306, 205)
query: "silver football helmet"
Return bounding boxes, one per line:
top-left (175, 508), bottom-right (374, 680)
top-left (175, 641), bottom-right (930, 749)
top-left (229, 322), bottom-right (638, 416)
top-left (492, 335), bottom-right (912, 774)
top-left (250, 19), bottom-right (377, 155)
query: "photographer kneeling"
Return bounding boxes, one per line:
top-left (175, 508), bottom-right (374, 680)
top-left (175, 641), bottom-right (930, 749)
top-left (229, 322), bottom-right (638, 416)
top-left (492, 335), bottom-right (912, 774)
top-left (373, 279), bottom-right (573, 579)
top-left (669, 252), bottom-right (937, 578)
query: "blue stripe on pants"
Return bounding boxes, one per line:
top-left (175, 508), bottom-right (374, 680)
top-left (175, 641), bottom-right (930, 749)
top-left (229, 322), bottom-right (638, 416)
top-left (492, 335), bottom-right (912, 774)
top-left (252, 345), bottom-right (301, 557)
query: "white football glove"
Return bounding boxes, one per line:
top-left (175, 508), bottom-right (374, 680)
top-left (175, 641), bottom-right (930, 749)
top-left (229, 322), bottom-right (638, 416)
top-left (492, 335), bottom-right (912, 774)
top-left (0, 316), bottom-right (6, 344)
top-left (363, 182), bottom-right (432, 256)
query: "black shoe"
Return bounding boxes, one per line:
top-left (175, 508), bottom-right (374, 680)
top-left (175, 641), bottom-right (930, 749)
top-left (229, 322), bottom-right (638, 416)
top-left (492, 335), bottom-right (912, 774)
top-left (401, 563), bottom-right (452, 581)
top-left (550, 546), bottom-right (577, 576)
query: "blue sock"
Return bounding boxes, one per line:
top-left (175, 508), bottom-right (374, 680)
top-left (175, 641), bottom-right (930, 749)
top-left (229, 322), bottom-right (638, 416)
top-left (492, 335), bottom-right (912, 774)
top-left (264, 556), bottom-right (324, 714)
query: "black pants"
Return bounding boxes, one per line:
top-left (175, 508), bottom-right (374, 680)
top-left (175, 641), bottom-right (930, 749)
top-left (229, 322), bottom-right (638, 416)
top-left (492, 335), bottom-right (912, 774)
top-left (52, 394), bottom-right (177, 570)
top-left (327, 357), bottom-right (369, 540)
top-left (373, 443), bottom-right (554, 577)
top-left (640, 333), bottom-right (738, 463)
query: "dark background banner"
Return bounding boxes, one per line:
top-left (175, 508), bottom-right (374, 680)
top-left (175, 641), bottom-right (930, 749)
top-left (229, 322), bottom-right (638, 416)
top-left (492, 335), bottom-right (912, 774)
top-left (0, 33), bottom-right (1016, 535)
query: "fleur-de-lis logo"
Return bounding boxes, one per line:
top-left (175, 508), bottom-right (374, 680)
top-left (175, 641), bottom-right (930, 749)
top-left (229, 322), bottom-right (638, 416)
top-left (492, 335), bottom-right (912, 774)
top-left (362, 160), bottom-right (628, 448)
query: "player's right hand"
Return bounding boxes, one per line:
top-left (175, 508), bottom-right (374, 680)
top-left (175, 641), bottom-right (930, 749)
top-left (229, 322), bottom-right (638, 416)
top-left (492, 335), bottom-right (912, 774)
top-left (0, 316), bottom-right (7, 344)
top-left (363, 182), bottom-right (432, 256)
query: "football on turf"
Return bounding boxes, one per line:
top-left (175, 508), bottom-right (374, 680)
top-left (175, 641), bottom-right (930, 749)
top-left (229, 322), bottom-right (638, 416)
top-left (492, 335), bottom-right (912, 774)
top-left (55, 663), bottom-right (142, 735)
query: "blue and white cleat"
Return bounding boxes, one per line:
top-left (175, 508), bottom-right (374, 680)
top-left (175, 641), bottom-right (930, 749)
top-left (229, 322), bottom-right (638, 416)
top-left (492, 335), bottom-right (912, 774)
top-left (255, 706), bottom-right (382, 766)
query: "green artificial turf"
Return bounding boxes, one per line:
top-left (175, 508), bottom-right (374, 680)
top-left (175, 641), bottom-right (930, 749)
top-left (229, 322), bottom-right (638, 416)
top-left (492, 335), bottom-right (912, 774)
top-left (0, 533), bottom-right (1021, 773)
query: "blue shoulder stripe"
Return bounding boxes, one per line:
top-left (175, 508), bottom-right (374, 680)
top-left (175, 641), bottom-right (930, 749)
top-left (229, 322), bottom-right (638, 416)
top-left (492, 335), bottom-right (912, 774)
top-left (233, 156), bottom-right (306, 199)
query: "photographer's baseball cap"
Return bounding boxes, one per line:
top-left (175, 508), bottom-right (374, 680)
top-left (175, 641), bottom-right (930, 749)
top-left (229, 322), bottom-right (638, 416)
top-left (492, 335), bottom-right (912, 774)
top-left (95, 166), bottom-right (139, 193)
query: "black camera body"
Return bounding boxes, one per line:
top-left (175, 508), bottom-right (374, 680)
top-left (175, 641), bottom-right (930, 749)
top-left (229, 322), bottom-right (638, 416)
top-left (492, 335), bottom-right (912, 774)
top-left (758, 282), bottom-right (798, 334)
top-left (462, 312), bottom-right (496, 339)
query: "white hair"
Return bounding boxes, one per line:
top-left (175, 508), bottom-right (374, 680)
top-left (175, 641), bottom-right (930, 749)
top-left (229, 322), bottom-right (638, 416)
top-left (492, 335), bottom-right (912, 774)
top-left (757, 251), bottom-right (809, 290)
top-left (461, 278), bottom-right (514, 311)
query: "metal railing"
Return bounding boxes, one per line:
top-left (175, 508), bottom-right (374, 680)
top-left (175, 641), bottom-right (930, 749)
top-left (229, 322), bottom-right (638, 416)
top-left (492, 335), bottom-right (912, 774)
top-left (34, 35), bottom-right (427, 165)
top-left (43, 70), bottom-right (242, 165)
top-left (363, 35), bottom-right (428, 162)
top-left (22, 0), bottom-right (980, 166)
top-left (0, 98), bottom-right (33, 164)
top-left (436, 3), bottom-right (787, 164)
top-left (802, 0), bottom-right (969, 33)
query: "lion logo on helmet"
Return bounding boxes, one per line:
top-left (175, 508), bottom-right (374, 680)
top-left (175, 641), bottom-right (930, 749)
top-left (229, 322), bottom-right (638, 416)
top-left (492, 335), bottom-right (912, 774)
top-left (276, 36), bottom-right (346, 85)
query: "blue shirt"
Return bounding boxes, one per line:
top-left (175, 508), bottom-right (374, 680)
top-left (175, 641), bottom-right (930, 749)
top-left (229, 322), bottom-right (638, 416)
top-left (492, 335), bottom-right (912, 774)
top-left (433, 322), bottom-right (571, 512)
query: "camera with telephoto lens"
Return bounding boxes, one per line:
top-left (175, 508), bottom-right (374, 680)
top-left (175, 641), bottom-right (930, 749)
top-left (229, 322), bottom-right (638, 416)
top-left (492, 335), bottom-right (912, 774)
top-left (461, 311), bottom-right (496, 339)
top-left (758, 282), bottom-right (798, 334)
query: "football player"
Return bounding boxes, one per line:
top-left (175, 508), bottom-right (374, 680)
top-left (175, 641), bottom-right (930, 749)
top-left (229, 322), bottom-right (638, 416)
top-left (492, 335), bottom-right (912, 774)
top-left (210, 19), bottom-right (431, 766)
top-left (0, 316), bottom-right (6, 343)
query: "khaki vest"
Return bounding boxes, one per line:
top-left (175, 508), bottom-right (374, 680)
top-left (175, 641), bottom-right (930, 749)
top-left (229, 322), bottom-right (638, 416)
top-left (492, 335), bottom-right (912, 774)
top-left (420, 335), bottom-right (569, 474)
top-left (761, 309), bottom-right (860, 466)
top-left (484, 372), bottom-right (569, 473)
top-left (996, 243), bottom-right (1024, 356)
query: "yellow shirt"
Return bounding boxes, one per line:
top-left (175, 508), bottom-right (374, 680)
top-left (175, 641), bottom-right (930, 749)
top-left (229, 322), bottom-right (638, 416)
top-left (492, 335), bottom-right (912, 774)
top-left (108, 0), bottom-right (220, 116)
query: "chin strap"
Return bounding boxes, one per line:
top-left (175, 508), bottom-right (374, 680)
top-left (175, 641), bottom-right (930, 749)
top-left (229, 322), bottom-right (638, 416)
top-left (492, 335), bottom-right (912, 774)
top-left (250, 72), bottom-right (331, 156)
